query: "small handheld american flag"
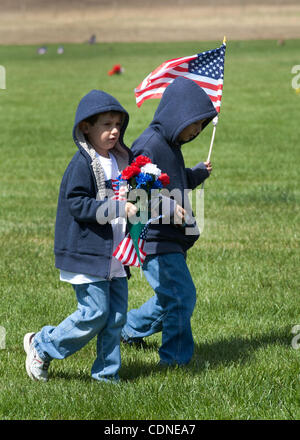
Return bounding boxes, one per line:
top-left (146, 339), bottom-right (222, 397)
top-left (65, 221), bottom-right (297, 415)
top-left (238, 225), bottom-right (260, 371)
top-left (113, 216), bottom-right (162, 268)
top-left (113, 221), bottom-right (150, 267)
top-left (135, 38), bottom-right (226, 112)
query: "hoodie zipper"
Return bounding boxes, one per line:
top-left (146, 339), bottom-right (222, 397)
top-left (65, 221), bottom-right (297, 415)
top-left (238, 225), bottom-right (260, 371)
top-left (106, 239), bottom-right (113, 281)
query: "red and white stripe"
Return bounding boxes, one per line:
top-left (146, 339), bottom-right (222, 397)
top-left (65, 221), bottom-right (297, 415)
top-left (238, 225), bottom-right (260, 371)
top-left (111, 179), bottom-right (127, 201)
top-left (135, 54), bottom-right (224, 112)
top-left (113, 234), bottom-right (147, 267)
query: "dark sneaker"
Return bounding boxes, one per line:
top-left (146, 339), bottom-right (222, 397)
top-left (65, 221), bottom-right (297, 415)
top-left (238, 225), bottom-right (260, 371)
top-left (120, 335), bottom-right (147, 348)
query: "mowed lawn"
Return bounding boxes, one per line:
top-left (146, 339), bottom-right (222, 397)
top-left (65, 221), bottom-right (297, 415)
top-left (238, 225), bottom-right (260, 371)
top-left (0, 40), bottom-right (299, 420)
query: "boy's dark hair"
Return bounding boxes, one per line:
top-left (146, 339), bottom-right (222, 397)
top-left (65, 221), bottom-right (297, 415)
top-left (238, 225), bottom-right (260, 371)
top-left (84, 113), bottom-right (100, 126)
top-left (83, 111), bottom-right (124, 126)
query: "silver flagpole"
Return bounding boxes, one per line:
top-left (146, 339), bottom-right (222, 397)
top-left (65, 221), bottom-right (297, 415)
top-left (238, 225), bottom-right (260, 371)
top-left (198, 115), bottom-right (218, 234)
top-left (207, 116), bottom-right (218, 162)
top-left (198, 36), bottom-right (226, 233)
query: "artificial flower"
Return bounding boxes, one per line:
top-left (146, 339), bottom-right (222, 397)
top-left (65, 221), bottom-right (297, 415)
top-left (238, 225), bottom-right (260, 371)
top-left (140, 163), bottom-right (161, 177)
top-left (152, 179), bottom-right (163, 189)
top-left (135, 172), bottom-right (153, 189)
top-left (121, 164), bottom-right (141, 181)
top-left (132, 155), bottom-right (152, 168)
top-left (158, 173), bottom-right (170, 186)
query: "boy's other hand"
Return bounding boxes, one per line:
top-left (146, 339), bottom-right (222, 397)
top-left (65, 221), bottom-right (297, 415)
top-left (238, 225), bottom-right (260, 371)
top-left (125, 202), bottom-right (138, 218)
top-left (204, 161), bottom-right (212, 174)
top-left (174, 204), bottom-right (186, 224)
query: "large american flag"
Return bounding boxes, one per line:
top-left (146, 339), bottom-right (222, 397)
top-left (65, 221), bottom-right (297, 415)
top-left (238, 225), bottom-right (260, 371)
top-left (135, 42), bottom-right (226, 112)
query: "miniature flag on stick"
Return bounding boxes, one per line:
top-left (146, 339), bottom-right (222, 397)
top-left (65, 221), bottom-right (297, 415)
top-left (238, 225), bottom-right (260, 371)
top-left (113, 221), bottom-right (150, 267)
top-left (135, 38), bottom-right (226, 112)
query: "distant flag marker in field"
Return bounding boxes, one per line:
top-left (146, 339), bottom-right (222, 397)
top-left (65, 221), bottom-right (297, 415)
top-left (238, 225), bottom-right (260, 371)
top-left (108, 64), bottom-right (125, 76)
top-left (134, 37), bottom-right (226, 112)
top-left (37, 46), bottom-right (47, 55)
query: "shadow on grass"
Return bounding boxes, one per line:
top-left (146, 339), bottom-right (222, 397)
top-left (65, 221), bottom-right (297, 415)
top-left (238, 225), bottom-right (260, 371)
top-left (122, 339), bottom-right (160, 351)
top-left (120, 340), bottom-right (160, 381)
top-left (190, 327), bottom-right (292, 371)
top-left (48, 341), bottom-right (161, 382)
top-left (49, 369), bottom-right (91, 382)
top-left (121, 327), bottom-right (292, 381)
top-left (44, 328), bottom-right (292, 382)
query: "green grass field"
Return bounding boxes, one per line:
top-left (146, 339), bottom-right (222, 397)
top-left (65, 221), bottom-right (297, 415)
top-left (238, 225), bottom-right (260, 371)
top-left (0, 39), bottom-right (299, 420)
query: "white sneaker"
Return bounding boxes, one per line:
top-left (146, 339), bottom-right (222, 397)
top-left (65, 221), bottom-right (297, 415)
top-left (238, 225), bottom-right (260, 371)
top-left (24, 332), bottom-right (50, 382)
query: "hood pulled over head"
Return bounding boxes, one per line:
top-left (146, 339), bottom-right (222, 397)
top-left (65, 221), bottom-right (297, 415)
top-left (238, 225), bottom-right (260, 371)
top-left (72, 89), bottom-right (129, 152)
top-left (150, 76), bottom-right (218, 146)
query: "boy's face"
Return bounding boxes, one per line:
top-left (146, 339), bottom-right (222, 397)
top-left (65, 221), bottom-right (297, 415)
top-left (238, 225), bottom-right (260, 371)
top-left (177, 119), bottom-right (206, 143)
top-left (80, 111), bottom-right (123, 157)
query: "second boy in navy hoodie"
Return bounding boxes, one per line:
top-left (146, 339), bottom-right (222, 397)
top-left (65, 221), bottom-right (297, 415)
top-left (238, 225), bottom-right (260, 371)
top-left (122, 77), bottom-right (218, 366)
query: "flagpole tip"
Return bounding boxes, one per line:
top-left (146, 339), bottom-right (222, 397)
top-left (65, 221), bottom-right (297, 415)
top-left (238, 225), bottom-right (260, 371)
top-left (223, 36), bottom-right (227, 44)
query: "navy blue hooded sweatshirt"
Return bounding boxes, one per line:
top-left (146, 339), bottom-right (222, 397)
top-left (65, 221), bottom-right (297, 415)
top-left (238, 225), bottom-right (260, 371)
top-left (54, 90), bottom-right (132, 278)
top-left (131, 76), bottom-right (218, 254)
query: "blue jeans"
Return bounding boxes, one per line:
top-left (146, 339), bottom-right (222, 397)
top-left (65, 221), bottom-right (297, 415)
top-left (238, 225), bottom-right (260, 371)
top-left (122, 253), bottom-right (196, 365)
top-left (34, 278), bottom-right (128, 382)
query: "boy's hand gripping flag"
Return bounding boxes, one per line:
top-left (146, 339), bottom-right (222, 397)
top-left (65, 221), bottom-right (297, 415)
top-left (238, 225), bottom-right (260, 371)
top-left (135, 39), bottom-right (226, 112)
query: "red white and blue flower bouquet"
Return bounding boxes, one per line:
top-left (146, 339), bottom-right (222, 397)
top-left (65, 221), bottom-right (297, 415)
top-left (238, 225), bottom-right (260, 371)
top-left (113, 155), bottom-right (170, 267)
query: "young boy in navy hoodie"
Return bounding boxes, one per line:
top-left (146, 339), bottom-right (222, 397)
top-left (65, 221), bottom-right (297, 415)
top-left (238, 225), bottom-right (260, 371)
top-left (121, 77), bottom-right (218, 367)
top-left (24, 90), bottom-right (137, 383)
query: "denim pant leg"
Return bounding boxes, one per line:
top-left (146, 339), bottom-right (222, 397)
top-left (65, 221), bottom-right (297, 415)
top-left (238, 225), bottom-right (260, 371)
top-left (152, 254), bottom-right (196, 365)
top-left (122, 293), bottom-right (165, 341)
top-left (34, 281), bottom-right (111, 363)
top-left (123, 253), bottom-right (196, 365)
top-left (91, 277), bottom-right (128, 381)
